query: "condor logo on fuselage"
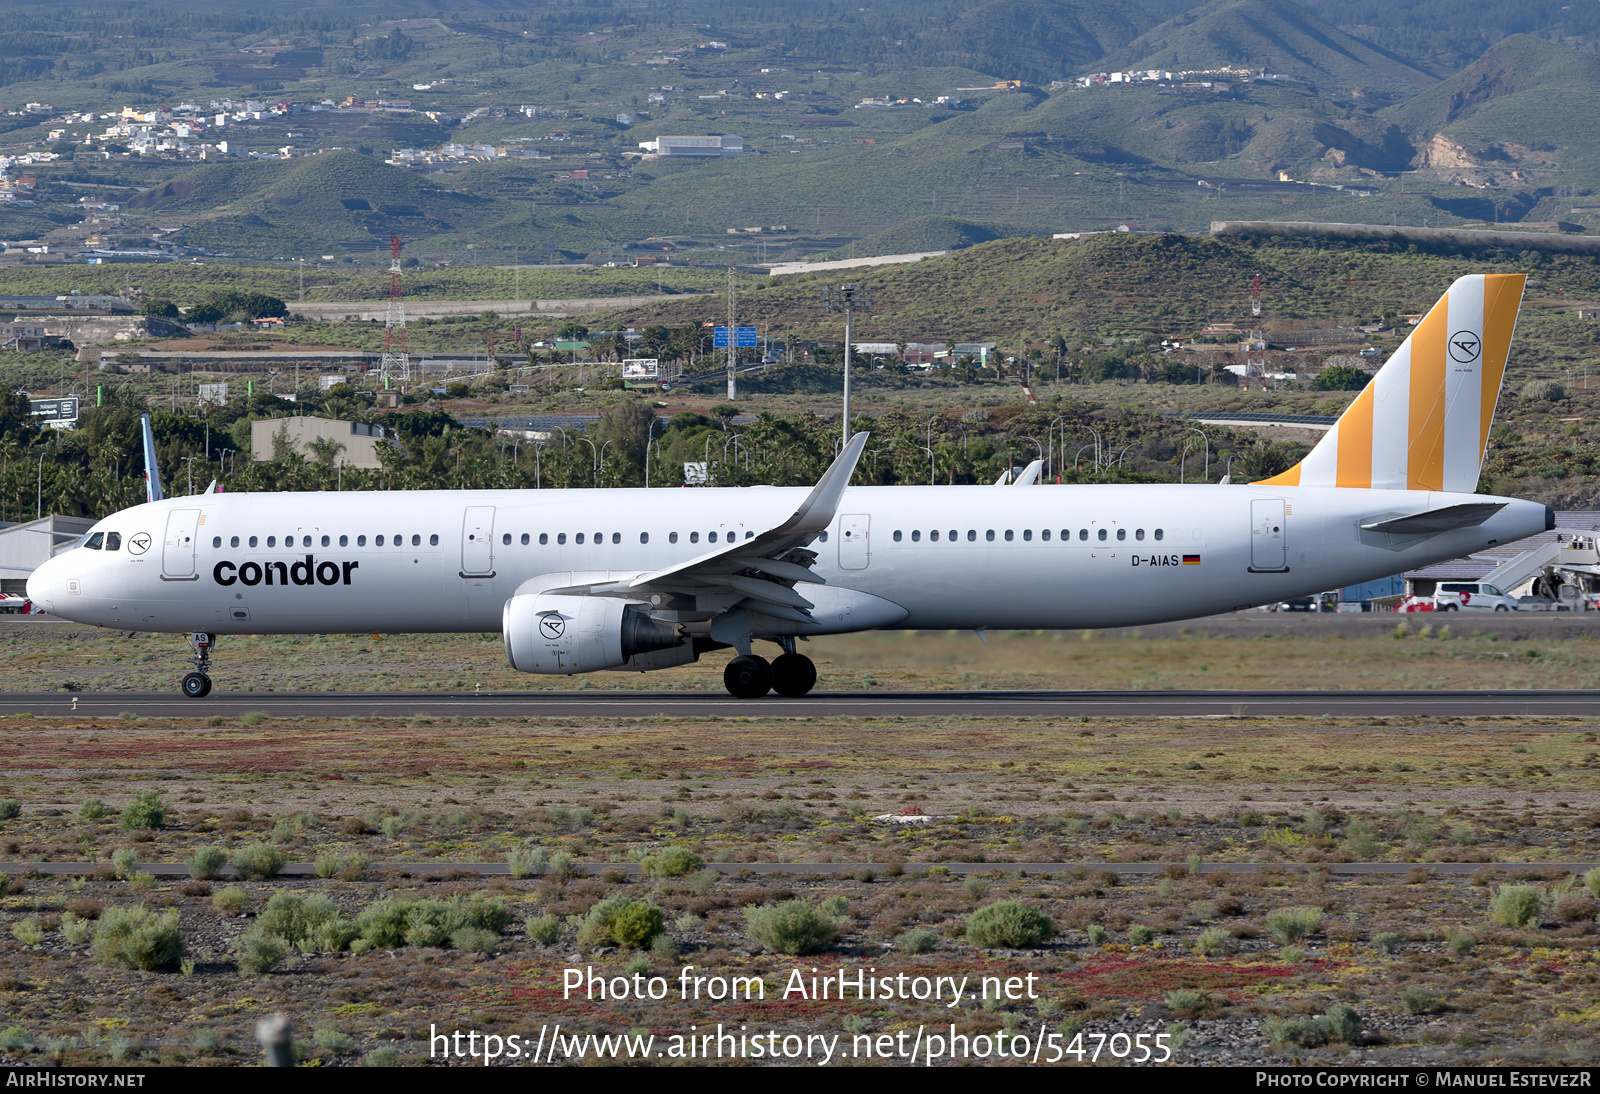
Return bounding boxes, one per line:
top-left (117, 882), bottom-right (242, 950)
top-left (213, 555), bottom-right (358, 587)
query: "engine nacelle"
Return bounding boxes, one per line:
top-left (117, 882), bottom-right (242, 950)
top-left (503, 593), bottom-right (683, 674)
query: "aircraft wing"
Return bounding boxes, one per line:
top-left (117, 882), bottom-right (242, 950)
top-left (541, 432), bottom-right (869, 621)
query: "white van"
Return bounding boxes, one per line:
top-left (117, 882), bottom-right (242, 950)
top-left (1433, 582), bottom-right (1517, 611)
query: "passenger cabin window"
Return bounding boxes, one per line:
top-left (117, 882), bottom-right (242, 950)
top-left (1097, 529), bottom-right (1107, 541)
top-left (84, 532), bottom-right (104, 550)
top-left (1154, 529), bottom-right (1164, 541)
top-left (339, 535), bottom-right (348, 547)
top-left (576, 533), bottom-right (586, 545)
top-left (213, 537), bottom-right (222, 548)
top-left (557, 533), bottom-right (567, 545)
top-left (249, 536), bottom-right (258, 548)
top-left (690, 532), bottom-right (699, 543)
top-left (521, 533), bottom-right (530, 545)
top-left (1041, 530), bottom-right (1051, 541)
top-left (640, 532), bottom-right (649, 544)
top-left (1135, 529), bottom-right (1144, 541)
top-left (357, 536), bottom-right (366, 546)
top-left (1023, 529), bottom-right (1032, 541)
top-left (105, 532), bottom-right (121, 551)
top-left (321, 535), bottom-right (330, 547)
top-left (1079, 529), bottom-right (1088, 541)
top-left (429, 534), bottom-right (439, 546)
top-left (538, 533), bottom-right (547, 545)
top-left (709, 531), bottom-right (718, 543)
top-left (669, 532), bottom-right (678, 543)
top-left (967, 530), bottom-right (976, 542)
top-left (911, 530), bottom-right (920, 542)
top-left (375, 536), bottom-right (384, 546)
top-left (893, 530), bottom-right (903, 542)
top-left (411, 535), bottom-right (421, 546)
top-left (930, 530), bottom-right (939, 542)
top-left (1002, 530), bottom-right (1012, 542)
top-left (231, 536), bottom-right (240, 548)
top-left (267, 536), bottom-right (277, 547)
top-left (303, 536), bottom-right (312, 547)
top-left (1116, 529), bottom-right (1127, 541)
top-left (819, 531), bottom-right (829, 543)
top-left (613, 532), bottom-right (621, 544)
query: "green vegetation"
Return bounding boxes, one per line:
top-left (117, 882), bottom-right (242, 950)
top-left (229, 842), bottom-right (287, 880)
top-left (525, 913), bottom-right (562, 945)
top-left (118, 790), bottom-right (165, 832)
top-left (186, 846), bottom-right (228, 881)
top-left (92, 906), bottom-right (184, 971)
top-left (0, 799), bottom-right (19, 820)
top-left (575, 897), bottom-right (666, 950)
top-left (1264, 906), bottom-right (1324, 944)
top-left (211, 887), bottom-right (249, 917)
top-left (1262, 1004), bottom-right (1363, 1048)
top-left (745, 900), bottom-right (840, 955)
top-left (1488, 884), bottom-right (1543, 927)
top-left (639, 846), bottom-right (706, 878)
top-left (896, 927), bottom-right (940, 954)
top-left (966, 899), bottom-right (1054, 949)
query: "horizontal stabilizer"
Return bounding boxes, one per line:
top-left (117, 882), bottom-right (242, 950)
top-left (1361, 502), bottom-right (1506, 535)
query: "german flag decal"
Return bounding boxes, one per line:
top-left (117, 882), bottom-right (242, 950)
top-left (1183, 554), bottom-right (1201, 566)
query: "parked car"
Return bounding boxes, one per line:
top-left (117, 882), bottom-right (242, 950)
top-left (1433, 582), bottom-right (1517, 611)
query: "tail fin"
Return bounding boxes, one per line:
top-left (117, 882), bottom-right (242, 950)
top-left (140, 413), bottom-right (164, 503)
top-left (1255, 273), bottom-right (1525, 491)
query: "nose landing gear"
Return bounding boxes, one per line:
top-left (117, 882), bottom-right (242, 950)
top-left (181, 632), bottom-right (214, 698)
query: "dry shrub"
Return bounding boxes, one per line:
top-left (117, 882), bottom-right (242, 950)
top-left (93, 906), bottom-right (183, 971)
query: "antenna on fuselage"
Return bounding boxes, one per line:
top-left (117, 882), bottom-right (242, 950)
top-left (140, 414), bottom-right (164, 503)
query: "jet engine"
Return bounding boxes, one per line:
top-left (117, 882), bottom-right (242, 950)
top-left (503, 592), bottom-right (685, 674)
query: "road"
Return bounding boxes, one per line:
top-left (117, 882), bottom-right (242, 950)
top-left (10, 688), bottom-right (1600, 718)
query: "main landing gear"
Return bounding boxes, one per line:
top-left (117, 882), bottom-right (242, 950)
top-left (181, 631), bottom-right (214, 699)
top-left (723, 647), bottom-right (818, 699)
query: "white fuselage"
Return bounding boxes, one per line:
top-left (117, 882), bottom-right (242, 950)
top-left (26, 484), bottom-right (1549, 637)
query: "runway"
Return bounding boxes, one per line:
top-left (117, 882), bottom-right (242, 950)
top-left (8, 688), bottom-right (1600, 718)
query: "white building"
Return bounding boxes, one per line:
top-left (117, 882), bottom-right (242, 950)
top-left (637, 135), bottom-right (743, 157)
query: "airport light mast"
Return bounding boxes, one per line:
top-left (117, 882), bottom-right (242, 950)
top-left (380, 232), bottom-right (410, 388)
top-left (823, 283), bottom-right (872, 448)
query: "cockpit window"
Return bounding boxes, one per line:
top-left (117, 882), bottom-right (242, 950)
top-left (105, 532), bottom-right (121, 551)
top-left (83, 532), bottom-right (104, 550)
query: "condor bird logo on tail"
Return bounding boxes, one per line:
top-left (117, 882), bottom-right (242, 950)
top-left (1255, 273), bottom-right (1524, 493)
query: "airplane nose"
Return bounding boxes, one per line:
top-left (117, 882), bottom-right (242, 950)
top-left (26, 554), bottom-right (62, 612)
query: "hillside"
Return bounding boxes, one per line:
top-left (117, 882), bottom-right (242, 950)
top-left (818, 216), bottom-right (1005, 260)
top-left (134, 151), bottom-right (502, 254)
top-left (601, 231), bottom-right (1600, 344)
top-left (1384, 35), bottom-right (1600, 178)
top-left (912, 0), bottom-right (1158, 84)
top-left (1110, 0), bottom-right (1436, 98)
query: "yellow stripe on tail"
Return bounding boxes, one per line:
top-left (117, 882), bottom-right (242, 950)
top-left (1255, 273), bottom-right (1524, 491)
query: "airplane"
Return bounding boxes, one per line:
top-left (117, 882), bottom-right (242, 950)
top-left (27, 272), bottom-right (1550, 699)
